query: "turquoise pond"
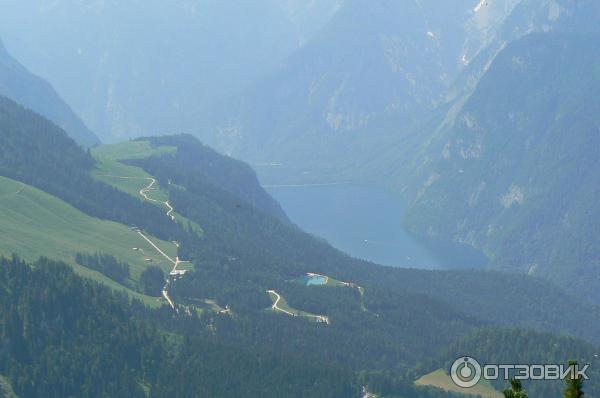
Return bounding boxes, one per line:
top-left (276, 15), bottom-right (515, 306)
top-left (304, 275), bottom-right (327, 286)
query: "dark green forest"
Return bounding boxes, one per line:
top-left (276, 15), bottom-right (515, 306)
top-left (0, 96), bottom-right (181, 243)
top-left (0, 95), bottom-right (599, 397)
top-left (1, 257), bottom-right (595, 398)
top-left (438, 328), bottom-right (600, 398)
top-left (406, 33), bottom-right (600, 304)
top-left (0, 256), bottom-right (359, 398)
top-left (75, 252), bottom-right (131, 285)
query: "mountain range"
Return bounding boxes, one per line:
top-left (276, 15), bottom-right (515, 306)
top-left (0, 0), bottom-right (316, 142)
top-left (406, 32), bottom-right (600, 303)
top-left (403, 0), bottom-right (600, 303)
top-left (0, 38), bottom-right (98, 146)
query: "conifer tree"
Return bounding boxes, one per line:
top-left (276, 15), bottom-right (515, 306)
top-left (503, 379), bottom-right (528, 398)
top-left (565, 360), bottom-right (585, 398)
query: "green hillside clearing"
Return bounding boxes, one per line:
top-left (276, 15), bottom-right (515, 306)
top-left (0, 175), bottom-right (176, 306)
top-left (415, 369), bottom-right (503, 398)
top-left (0, 376), bottom-right (19, 398)
top-left (91, 141), bottom-right (202, 233)
top-left (267, 290), bottom-right (329, 324)
top-left (92, 140), bottom-right (176, 161)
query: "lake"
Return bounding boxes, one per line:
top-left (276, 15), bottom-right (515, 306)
top-left (267, 183), bottom-right (487, 270)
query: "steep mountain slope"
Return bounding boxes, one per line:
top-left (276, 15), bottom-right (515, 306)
top-left (132, 135), bottom-right (288, 221)
top-left (0, 39), bottom-right (98, 146)
top-left (407, 33), bottom-right (600, 303)
top-left (218, 0), bottom-right (600, 186)
top-left (452, 0), bottom-right (600, 97)
top-left (322, 0), bottom-right (600, 189)
top-left (0, 0), bottom-right (302, 142)
top-left (0, 95), bottom-right (194, 307)
top-left (208, 0), bottom-right (481, 174)
top-left (0, 96), bottom-right (180, 242)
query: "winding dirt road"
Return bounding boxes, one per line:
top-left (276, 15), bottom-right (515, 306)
top-left (98, 175), bottom-right (176, 221)
top-left (162, 286), bottom-right (177, 310)
top-left (267, 289), bottom-right (330, 324)
top-left (267, 290), bottom-right (296, 317)
top-left (139, 178), bottom-right (176, 221)
top-left (100, 173), bottom-right (189, 312)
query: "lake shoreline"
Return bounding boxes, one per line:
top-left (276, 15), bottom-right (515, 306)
top-left (266, 183), bottom-right (488, 270)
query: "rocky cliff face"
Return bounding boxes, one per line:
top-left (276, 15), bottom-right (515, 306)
top-left (207, 0), bottom-right (486, 175)
top-left (0, 39), bottom-right (99, 146)
top-left (406, 33), bottom-right (600, 303)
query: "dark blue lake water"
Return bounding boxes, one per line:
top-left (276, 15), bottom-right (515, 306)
top-left (267, 184), bottom-right (487, 270)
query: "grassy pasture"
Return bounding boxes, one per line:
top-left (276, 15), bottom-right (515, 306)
top-left (92, 141), bottom-right (202, 233)
top-left (415, 369), bottom-right (503, 398)
top-left (0, 176), bottom-right (176, 307)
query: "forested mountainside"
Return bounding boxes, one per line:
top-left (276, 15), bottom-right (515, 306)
top-left (1, 95), bottom-right (599, 397)
top-left (0, 257), bottom-right (358, 398)
top-left (0, 39), bottom-right (98, 146)
top-left (368, 0), bottom-right (600, 193)
top-left (118, 136), bottom-right (600, 387)
top-left (0, 95), bottom-right (180, 242)
top-left (435, 328), bottom-right (600, 398)
top-left (406, 33), bottom-right (600, 303)
top-left (124, 134), bottom-right (600, 342)
top-left (449, 0), bottom-right (600, 103)
top-left (135, 135), bottom-right (288, 221)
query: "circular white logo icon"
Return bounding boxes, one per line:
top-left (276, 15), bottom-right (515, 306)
top-left (451, 356), bottom-right (482, 388)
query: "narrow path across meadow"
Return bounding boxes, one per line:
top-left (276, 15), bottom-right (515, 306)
top-left (267, 289), bottom-right (330, 324)
top-left (99, 174), bottom-right (189, 311)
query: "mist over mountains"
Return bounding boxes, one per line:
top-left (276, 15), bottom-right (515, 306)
top-left (0, 0), bottom-right (304, 141)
